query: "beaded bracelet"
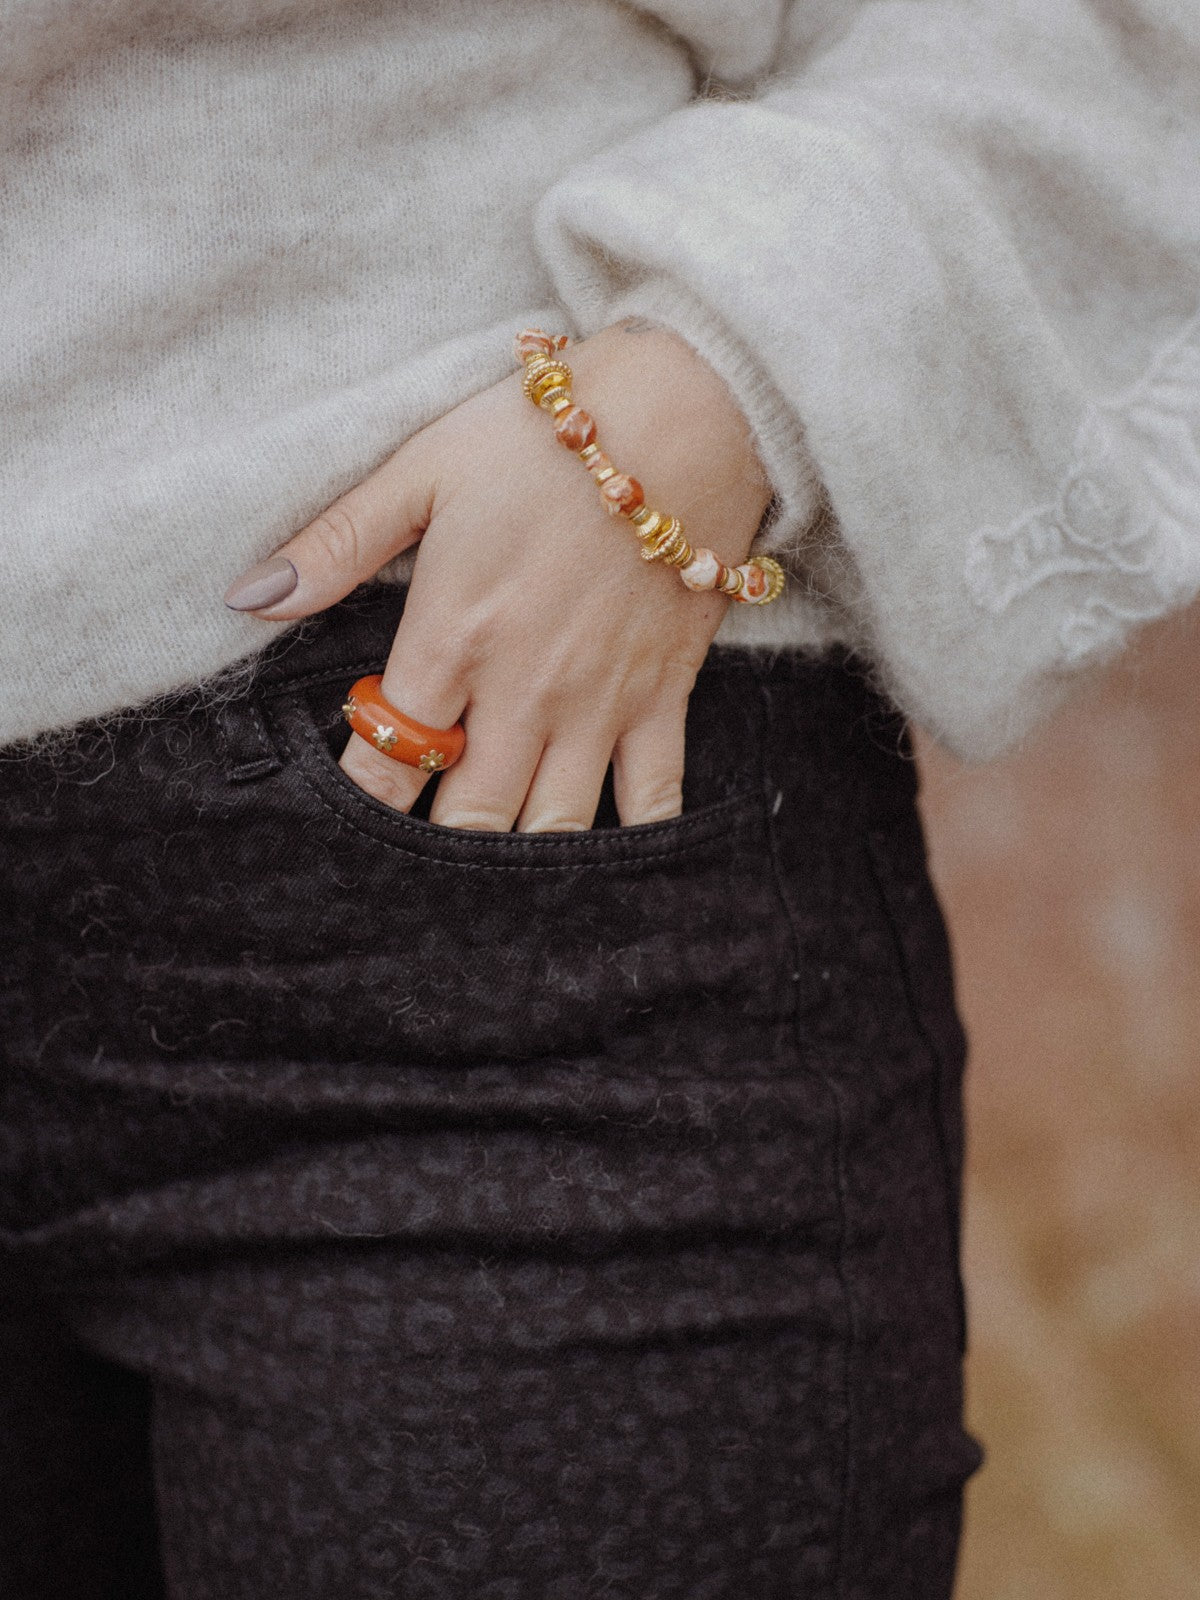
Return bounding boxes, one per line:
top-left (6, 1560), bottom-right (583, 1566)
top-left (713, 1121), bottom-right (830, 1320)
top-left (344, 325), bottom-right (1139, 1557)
top-left (514, 329), bottom-right (785, 605)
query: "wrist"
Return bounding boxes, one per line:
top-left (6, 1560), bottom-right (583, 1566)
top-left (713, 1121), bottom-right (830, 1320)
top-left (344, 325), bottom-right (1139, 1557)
top-left (564, 319), bottom-right (772, 568)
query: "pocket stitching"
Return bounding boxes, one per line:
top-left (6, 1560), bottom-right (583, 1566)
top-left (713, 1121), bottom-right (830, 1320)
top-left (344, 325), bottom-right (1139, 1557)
top-left (268, 694), bottom-right (764, 872)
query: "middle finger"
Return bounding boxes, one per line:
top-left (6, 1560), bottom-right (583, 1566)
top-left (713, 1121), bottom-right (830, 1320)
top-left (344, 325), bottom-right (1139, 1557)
top-left (430, 700), bottom-right (545, 831)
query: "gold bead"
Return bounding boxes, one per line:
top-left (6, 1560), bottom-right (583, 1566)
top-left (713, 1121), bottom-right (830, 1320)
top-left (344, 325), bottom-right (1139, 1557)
top-left (523, 361), bottom-right (573, 404)
top-left (639, 516), bottom-right (689, 564)
top-left (531, 377), bottom-right (571, 406)
top-left (661, 530), bottom-right (690, 565)
top-left (634, 510), bottom-right (664, 542)
top-left (578, 444), bottom-right (602, 465)
top-left (592, 465), bottom-right (617, 485)
top-left (750, 555), bottom-right (787, 603)
top-left (628, 506), bottom-right (655, 528)
top-left (720, 567), bottom-right (745, 597)
top-left (538, 386), bottom-right (571, 411)
top-left (528, 368), bottom-right (569, 397)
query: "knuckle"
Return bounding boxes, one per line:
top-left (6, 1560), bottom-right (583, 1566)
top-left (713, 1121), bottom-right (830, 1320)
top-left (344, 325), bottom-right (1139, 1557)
top-left (412, 603), bottom-right (492, 686)
top-left (455, 598), bottom-right (502, 670)
top-left (656, 665), bottom-right (697, 711)
top-left (307, 502), bottom-right (363, 572)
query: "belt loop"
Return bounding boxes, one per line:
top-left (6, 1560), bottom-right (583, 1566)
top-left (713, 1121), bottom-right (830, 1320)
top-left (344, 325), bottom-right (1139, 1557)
top-left (214, 693), bottom-right (282, 783)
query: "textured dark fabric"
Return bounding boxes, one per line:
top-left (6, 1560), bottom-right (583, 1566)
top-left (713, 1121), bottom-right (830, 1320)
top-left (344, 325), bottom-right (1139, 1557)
top-left (0, 585), bottom-right (984, 1599)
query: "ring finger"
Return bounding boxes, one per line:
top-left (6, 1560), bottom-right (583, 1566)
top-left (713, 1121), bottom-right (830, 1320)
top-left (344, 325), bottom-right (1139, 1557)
top-left (515, 729), bottom-right (616, 833)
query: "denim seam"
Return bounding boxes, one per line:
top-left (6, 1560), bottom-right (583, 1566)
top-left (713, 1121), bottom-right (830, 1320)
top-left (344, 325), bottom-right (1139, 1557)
top-left (863, 824), bottom-right (968, 1355)
top-left (269, 696), bottom-right (762, 872)
top-left (754, 674), bottom-right (855, 1600)
top-left (215, 698), bottom-right (282, 783)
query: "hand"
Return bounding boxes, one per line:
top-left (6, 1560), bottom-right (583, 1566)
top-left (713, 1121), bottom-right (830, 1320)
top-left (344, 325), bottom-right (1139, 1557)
top-left (229, 318), bottom-right (773, 830)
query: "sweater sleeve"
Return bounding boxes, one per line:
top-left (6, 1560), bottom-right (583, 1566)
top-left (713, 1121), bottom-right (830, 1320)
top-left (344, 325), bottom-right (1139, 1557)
top-left (533, 0), bottom-right (1200, 761)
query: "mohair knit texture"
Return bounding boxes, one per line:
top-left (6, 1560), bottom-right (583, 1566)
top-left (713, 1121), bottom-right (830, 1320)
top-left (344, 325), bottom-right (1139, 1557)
top-left (2, 0), bottom-right (1198, 759)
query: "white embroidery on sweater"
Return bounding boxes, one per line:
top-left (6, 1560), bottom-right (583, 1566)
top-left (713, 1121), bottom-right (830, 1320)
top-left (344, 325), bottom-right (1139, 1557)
top-left (965, 308), bottom-right (1200, 666)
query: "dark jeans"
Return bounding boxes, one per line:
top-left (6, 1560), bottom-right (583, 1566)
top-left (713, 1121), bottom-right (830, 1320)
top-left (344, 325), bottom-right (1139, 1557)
top-left (0, 586), bottom-right (983, 1599)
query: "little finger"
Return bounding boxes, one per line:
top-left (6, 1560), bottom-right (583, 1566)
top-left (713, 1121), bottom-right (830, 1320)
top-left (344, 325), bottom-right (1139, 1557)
top-left (610, 703), bottom-right (688, 826)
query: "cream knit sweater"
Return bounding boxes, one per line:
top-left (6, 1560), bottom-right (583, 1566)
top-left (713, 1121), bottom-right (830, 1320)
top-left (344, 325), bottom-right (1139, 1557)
top-left (3, 0), bottom-right (1198, 759)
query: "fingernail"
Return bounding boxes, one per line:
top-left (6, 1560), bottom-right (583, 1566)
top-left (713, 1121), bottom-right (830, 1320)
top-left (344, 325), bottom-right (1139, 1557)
top-left (223, 556), bottom-right (298, 611)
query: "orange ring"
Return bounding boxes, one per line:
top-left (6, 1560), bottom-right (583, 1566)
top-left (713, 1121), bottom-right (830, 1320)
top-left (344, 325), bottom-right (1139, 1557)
top-left (341, 675), bottom-right (466, 774)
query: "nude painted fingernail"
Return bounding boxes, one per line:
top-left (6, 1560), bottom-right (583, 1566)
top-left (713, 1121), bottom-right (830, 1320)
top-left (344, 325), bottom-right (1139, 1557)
top-left (223, 556), bottom-right (298, 611)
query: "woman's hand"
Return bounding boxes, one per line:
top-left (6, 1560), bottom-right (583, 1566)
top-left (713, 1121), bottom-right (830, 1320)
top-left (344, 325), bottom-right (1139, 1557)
top-left (228, 318), bottom-right (772, 830)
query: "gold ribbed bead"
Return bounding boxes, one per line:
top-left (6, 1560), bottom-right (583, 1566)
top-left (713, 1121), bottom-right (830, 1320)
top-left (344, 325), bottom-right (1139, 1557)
top-left (639, 517), bottom-right (689, 564)
top-left (530, 376), bottom-right (573, 407)
top-left (752, 555), bottom-right (787, 603)
top-left (523, 361), bottom-right (573, 404)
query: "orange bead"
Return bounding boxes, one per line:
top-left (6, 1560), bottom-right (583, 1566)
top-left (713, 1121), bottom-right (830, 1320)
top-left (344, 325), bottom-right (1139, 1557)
top-left (515, 329), bottom-right (556, 361)
top-left (740, 562), bottom-right (769, 601)
top-left (554, 406), bottom-right (598, 452)
top-left (732, 555), bottom-right (785, 604)
top-left (599, 474), bottom-right (645, 516)
top-left (678, 548), bottom-right (723, 591)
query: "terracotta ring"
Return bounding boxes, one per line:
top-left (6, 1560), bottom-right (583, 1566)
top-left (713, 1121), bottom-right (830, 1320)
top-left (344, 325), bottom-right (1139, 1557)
top-left (341, 675), bottom-right (466, 774)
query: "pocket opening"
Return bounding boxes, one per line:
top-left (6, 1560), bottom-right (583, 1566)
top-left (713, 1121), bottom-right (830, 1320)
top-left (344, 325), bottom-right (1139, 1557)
top-left (261, 685), bottom-right (765, 870)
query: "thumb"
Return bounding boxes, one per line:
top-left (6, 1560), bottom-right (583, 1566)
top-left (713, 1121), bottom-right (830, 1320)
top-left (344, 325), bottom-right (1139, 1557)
top-left (223, 440), bottom-right (436, 619)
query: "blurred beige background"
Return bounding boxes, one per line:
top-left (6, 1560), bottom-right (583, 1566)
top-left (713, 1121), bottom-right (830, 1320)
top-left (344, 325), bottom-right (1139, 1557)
top-left (914, 610), bottom-right (1200, 1599)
